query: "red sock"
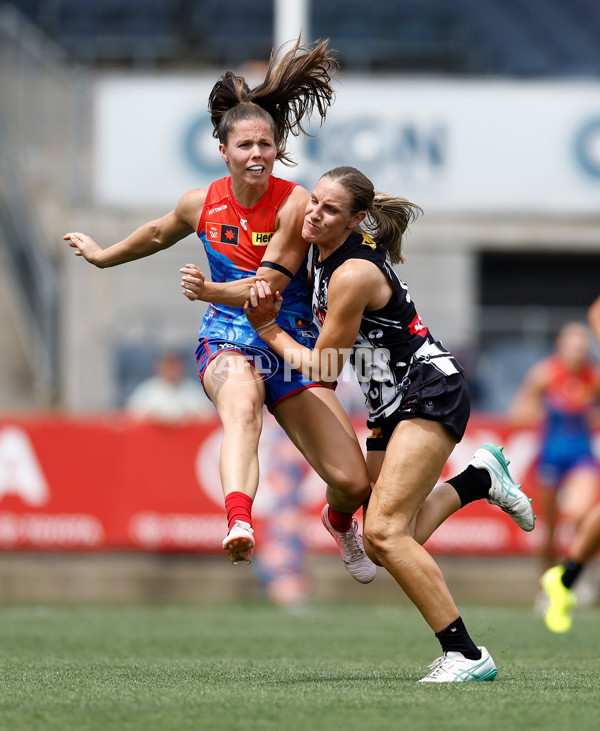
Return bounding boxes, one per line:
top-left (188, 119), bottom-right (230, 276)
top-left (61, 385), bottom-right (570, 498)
top-left (225, 492), bottom-right (253, 531)
top-left (327, 506), bottom-right (353, 533)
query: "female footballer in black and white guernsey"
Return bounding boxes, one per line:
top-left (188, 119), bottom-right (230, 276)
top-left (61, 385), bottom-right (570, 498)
top-left (310, 215), bottom-right (465, 435)
top-left (245, 166), bottom-right (536, 683)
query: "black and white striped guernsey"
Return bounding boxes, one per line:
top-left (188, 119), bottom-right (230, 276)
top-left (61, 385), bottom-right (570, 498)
top-left (310, 229), bottom-right (463, 427)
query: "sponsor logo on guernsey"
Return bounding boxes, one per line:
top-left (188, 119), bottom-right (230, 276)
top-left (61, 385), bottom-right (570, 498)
top-left (312, 309), bottom-right (326, 327)
top-left (208, 204), bottom-right (228, 215)
top-left (361, 232), bottom-right (377, 249)
top-left (252, 232), bottom-right (274, 246)
top-left (206, 222), bottom-right (239, 245)
top-left (408, 313), bottom-right (428, 337)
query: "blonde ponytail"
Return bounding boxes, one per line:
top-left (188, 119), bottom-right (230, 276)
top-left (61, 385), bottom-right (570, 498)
top-left (321, 167), bottom-right (422, 264)
top-left (368, 193), bottom-right (422, 264)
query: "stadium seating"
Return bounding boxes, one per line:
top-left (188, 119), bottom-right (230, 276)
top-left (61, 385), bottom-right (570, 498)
top-left (28, 0), bottom-right (180, 64)
top-left (5, 0), bottom-right (600, 75)
top-left (187, 0), bottom-right (273, 66)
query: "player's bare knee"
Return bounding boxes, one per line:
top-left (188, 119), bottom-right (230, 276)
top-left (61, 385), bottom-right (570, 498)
top-left (362, 535), bottom-right (383, 565)
top-left (221, 398), bottom-right (262, 434)
top-left (363, 515), bottom-right (411, 562)
top-left (329, 472), bottom-right (370, 505)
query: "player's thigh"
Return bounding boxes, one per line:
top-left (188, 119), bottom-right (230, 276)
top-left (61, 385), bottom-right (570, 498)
top-left (560, 464), bottom-right (599, 523)
top-left (571, 502), bottom-right (600, 563)
top-left (273, 386), bottom-right (369, 488)
top-left (538, 485), bottom-right (558, 514)
top-left (368, 418), bottom-right (456, 528)
top-left (203, 351), bottom-right (266, 420)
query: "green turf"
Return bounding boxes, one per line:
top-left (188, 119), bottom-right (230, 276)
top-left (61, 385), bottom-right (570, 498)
top-left (0, 603), bottom-right (598, 730)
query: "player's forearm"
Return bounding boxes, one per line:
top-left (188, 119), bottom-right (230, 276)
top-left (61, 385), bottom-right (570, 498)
top-left (95, 222), bottom-right (178, 268)
top-left (201, 269), bottom-right (292, 307)
top-left (200, 277), bottom-right (260, 307)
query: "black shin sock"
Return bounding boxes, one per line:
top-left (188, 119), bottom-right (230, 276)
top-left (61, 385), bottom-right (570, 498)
top-left (446, 465), bottom-right (491, 507)
top-left (435, 617), bottom-right (481, 660)
top-left (562, 559), bottom-right (583, 589)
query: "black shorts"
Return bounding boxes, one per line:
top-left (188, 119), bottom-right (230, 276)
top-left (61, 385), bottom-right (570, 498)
top-left (365, 372), bottom-right (471, 451)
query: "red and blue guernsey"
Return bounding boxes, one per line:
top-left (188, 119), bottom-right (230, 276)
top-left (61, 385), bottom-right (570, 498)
top-left (197, 175), bottom-right (317, 348)
top-left (538, 355), bottom-right (600, 487)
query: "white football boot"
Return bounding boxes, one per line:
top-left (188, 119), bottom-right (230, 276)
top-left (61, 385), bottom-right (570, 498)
top-left (471, 443), bottom-right (536, 532)
top-left (222, 520), bottom-right (255, 564)
top-left (419, 646), bottom-right (498, 683)
top-left (321, 505), bottom-right (376, 584)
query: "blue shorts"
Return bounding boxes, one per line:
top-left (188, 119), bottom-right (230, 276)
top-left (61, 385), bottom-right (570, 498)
top-left (537, 435), bottom-right (598, 490)
top-left (195, 338), bottom-right (327, 412)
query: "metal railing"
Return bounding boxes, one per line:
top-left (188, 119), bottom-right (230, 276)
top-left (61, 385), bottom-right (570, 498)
top-left (0, 118), bottom-right (59, 404)
top-left (0, 4), bottom-right (90, 406)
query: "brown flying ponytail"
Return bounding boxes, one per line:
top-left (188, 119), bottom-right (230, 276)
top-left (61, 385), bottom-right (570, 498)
top-left (208, 38), bottom-right (339, 165)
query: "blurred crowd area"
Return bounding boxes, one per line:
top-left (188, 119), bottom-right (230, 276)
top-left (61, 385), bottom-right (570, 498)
top-left (0, 0), bottom-right (599, 415)
top-left (7, 0), bottom-right (600, 75)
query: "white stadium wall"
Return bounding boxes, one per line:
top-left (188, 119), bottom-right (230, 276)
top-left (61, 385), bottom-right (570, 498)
top-left (93, 75), bottom-right (600, 214)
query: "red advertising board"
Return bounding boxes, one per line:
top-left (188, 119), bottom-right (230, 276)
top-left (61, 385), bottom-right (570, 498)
top-left (0, 413), bottom-right (594, 554)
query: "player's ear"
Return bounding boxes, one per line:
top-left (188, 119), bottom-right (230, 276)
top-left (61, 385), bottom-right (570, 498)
top-left (219, 144), bottom-right (229, 164)
top-left (350, 210), bottom-right (367, 228)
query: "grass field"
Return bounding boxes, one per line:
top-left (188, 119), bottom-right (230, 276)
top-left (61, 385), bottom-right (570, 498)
top-left (0, 602), bottom-right (598, 730)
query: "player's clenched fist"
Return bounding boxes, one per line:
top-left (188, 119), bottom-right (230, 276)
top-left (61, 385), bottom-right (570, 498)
top-left (180, 263), bottom-right (207, 301)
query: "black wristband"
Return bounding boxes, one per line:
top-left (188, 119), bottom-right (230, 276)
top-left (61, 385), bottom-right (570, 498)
top-left (260, 260), bottom-right (294, 279)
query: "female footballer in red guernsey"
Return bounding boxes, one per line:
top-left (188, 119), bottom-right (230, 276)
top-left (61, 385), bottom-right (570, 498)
top-left (540, 297), bottom-right (600, 633)
top-left (64, 39), bottom-right (374, 581)
top-left (510, 320), bottom-right (600, 570)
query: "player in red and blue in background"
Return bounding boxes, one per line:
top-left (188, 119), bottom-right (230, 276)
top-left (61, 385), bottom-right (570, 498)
top-left (539, 295), bottom-right (600, 632)
top-left (509, 317), bottom-right (600, 572)
top-left (65, 39), bottom-right (375, 581)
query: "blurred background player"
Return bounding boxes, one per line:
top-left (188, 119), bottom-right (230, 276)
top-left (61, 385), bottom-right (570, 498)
top-left (251, 417), bottom-right (310, 608)
top-left (541, 295), bottom-right (600, 632)
top-left (125, 350), bottom-right (212, 423)
top-left (509, 319), bottom-right (600, 573)
top-left (541, 501), bottom-right (600, 632)
top-left (65, 38), bottom-right (374, 578)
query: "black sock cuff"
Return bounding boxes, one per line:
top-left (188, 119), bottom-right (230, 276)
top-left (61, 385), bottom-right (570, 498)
top-left (446, 465), bottom-right (492, 507)
top-left (562, 559), bottom-right (583, 589)
top-left (435, 616), bottom-right (467, 640)
top-left (435, 616), bottom-right (481, 660)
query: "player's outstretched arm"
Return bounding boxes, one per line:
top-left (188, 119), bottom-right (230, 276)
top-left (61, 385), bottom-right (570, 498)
top-left (507, 361), bottom-right (548, 427)
top-left (63, 189), bottom-right (204, 268)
